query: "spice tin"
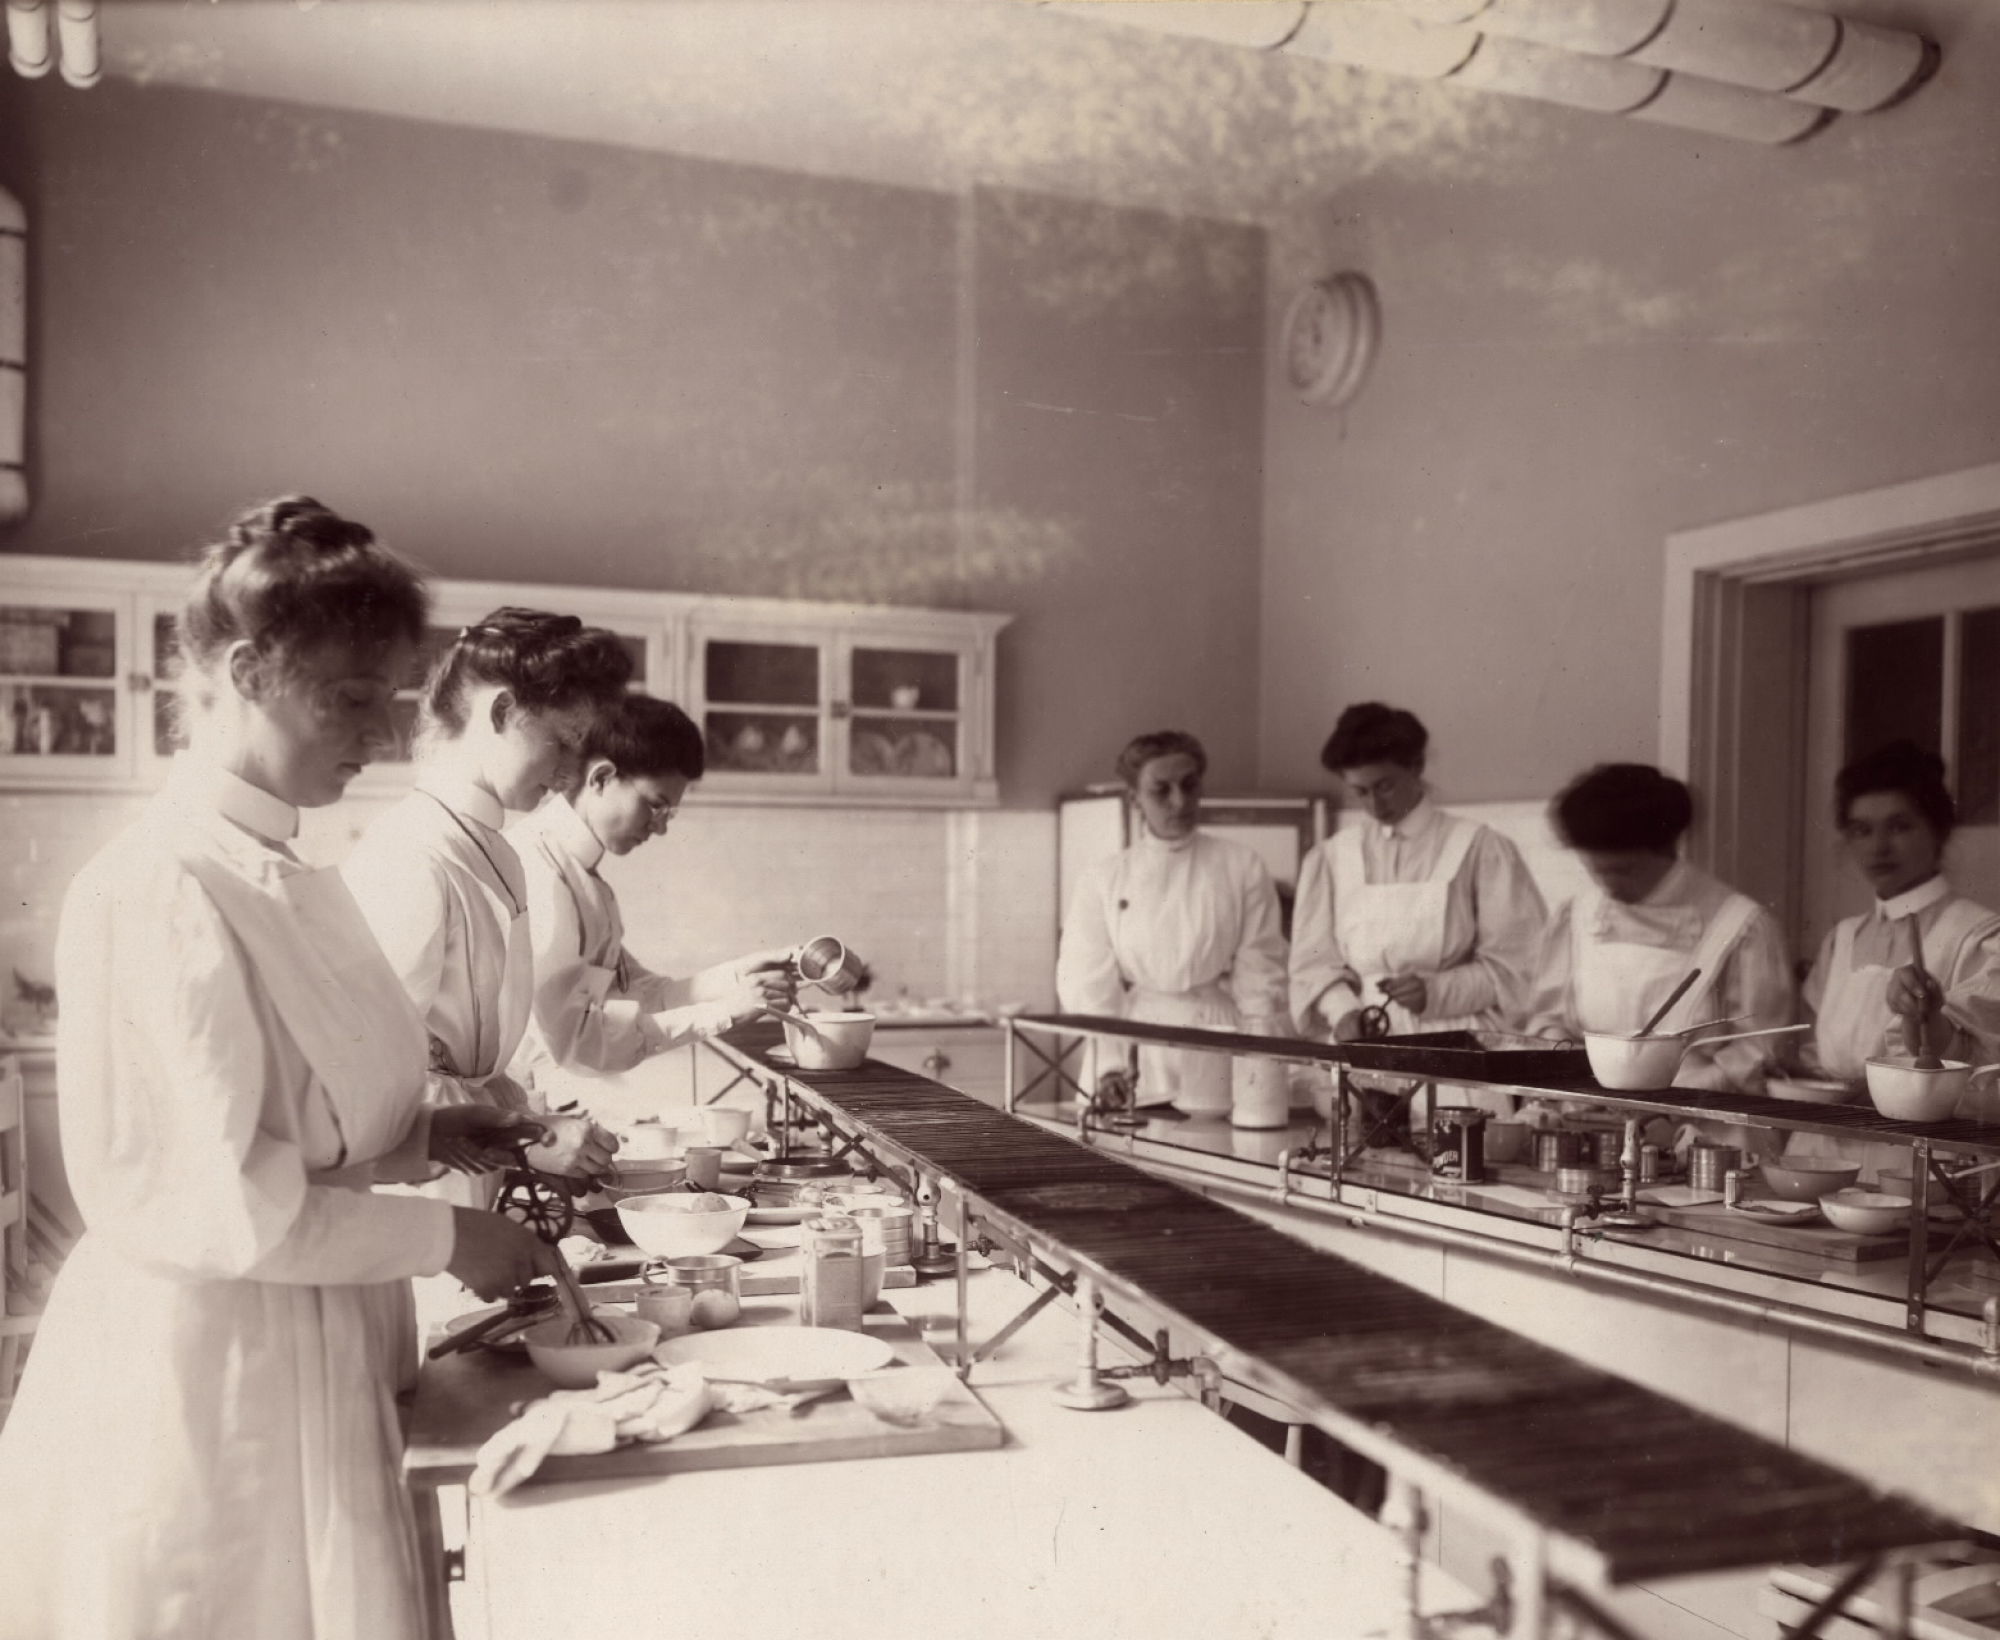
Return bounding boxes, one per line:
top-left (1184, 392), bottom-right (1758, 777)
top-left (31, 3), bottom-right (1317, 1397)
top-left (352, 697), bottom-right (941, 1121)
top-left (1639, 1142), bottom-right (1661, 1183)
top-left (1430, 1106), bottom-right (1490, 1185)
top-left (1723, 1168), bottom-right (1743, 1209)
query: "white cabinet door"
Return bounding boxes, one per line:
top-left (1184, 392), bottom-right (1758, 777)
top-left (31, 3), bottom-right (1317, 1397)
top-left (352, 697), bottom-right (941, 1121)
top-left (685, 620), bottom-right (837, 796)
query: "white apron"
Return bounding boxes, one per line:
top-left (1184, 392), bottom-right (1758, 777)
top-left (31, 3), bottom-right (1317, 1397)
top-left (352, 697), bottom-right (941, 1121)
top-left (1128, 980), bottom-right (1239, 1116)
top-left (0, 820), bottom-right (437, 1640)
top-left (1572, 886), bottom-right (1767, 1158)
top-left (1332, 821), bottom-right (1511, 1122)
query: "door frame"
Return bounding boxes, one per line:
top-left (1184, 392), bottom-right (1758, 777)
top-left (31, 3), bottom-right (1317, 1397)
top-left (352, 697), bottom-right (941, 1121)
top-left (1660, 461), bottom-right (2000, 946)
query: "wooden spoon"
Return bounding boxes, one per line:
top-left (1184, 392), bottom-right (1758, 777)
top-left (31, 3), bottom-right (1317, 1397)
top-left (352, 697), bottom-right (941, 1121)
top-left (1638, 968), bottom-right (1702, 1037)
top-left (1903, 914), bottom-right (1944, 1071)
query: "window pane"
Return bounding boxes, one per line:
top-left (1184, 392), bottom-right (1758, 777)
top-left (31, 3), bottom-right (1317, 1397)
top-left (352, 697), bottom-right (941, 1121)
top-left (850, 715), bottom-right (957, 779)
top-left (1845, 617), bottom-right (1943, 765)
top-left (704, 642), bottom-right (818, 707)
top-left (850, 648), bottom-right (959, 714)
top-left (1958, 606), bottom-right (2000, 827)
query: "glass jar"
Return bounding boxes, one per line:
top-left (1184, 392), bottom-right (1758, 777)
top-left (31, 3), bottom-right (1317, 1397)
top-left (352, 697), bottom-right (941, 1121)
top-left (799, 1216), bottom-right (867, 1330)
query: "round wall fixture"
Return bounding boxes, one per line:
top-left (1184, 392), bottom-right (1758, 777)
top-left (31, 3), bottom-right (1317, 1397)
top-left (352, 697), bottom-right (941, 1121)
top-left (1281, 271), bottom-right (1381, 410)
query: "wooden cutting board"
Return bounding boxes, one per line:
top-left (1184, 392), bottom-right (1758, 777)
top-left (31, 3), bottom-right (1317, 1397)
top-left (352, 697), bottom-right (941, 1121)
top-left (1646, 1199), bottom-right (1947, 1262)
top-left (405, 1302), bottom-right (1002, 1488)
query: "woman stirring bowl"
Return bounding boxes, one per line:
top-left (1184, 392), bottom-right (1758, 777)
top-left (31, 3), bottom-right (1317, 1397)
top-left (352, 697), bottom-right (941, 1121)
top-left (344, 608), bottom-right (627, 1208)
top-left (1056, 730), bottom-right (1289, 1117)
top-left (0, 499), bottom-right (557, 1639)
top-left (1801, 741), bottom-right (2000, 1117)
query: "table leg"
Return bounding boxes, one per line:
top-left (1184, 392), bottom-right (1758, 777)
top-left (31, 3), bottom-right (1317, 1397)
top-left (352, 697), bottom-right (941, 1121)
top-left (410, 1480), bottom-right (457, 1640)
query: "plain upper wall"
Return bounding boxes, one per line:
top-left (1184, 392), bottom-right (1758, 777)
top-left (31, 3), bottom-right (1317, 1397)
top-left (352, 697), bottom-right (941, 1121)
top-left (0, 81), bottom-right (1263, 803)
top-left (1258, 0), bottom-right (2000, 806)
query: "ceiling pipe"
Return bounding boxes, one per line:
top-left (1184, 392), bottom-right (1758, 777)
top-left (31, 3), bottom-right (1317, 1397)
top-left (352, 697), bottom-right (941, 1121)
top-left (6, 0), bottom-right (52, 79)
top-left (1401, 0), bottom-right (1937, 112)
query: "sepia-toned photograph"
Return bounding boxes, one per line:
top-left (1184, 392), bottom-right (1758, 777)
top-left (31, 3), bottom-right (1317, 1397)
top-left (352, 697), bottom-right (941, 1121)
top-left (1, 2), bottom-right (1998, 1637)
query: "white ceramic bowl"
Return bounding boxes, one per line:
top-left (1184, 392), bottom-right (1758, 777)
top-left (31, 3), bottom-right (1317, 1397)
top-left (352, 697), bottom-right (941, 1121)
top-left (1865, 1057), bottom-right (1973, 1122)
top-left (1820, 1189), bottom-right (1913, 1236)
top-left (1583, 1031), bottom-right (1686, 1091)
top-left (696, 1107), bottom-right (753, 1149)
top-left (1757, 1159), bottom-right (1862, 1201)
top-left (523, 1311), bottom-right (660, 1388)
top-left (847, 1367), bottom-right (955, 1428)
top-left (617, 1192), bottom-right (751, 1257)
top-left (782, 1011), bottom-right (876, 1071)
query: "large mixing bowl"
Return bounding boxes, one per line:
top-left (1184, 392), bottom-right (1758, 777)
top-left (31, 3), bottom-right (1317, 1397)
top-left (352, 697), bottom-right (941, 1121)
top-left (782, 1011), bottom-right (875, 1071)
top-left (1757, 1159), bottom-right (1861, 1201)
top-left (1865, 1057), bottom-right (1977, 1122)
top-left (1583, 1031), bottom-right (1686, 1091)
top-left (618, 1192), bottom-right (751, 1257)
top-left (1819, 1189), bottom-right (1913, 1235)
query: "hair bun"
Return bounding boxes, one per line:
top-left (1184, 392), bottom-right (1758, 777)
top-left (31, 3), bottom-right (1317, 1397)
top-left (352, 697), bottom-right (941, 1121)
top-left (227, 495), bottom-right (371, 557)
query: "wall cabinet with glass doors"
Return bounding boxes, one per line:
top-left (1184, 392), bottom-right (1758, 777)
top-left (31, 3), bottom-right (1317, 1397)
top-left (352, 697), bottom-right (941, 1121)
top-left (1, 557), bottom-right (1009, 807)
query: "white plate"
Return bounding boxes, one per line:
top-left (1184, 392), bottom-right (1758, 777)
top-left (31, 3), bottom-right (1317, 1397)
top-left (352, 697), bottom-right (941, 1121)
top-left (655, 1325), bottom-right (894, 1382)
top-left (745, 1204), bottom-right (814, 1225)
top-left (1729, 1199), bottom-right (1820, 1223)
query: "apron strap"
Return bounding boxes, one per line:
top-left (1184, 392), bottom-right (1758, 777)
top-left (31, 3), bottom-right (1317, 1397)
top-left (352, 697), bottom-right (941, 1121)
top-left (1430, 816), bottom-right (1481, 887)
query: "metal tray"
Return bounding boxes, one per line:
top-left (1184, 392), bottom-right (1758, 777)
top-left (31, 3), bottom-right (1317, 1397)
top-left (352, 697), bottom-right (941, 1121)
top-left (1336, 1029), bottom-right (1591, 1084)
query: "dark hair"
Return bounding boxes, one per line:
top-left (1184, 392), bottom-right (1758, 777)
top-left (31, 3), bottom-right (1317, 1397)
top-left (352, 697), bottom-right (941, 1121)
top-left (421, 607), bottom-right (633, 737)
top-left (1553, 763), bottom-right (1694, 854)
top-left (1115, 730), bottom-right (1207, 789)
top-left (179, 496), bottom-right (428, 705)
top-left (1836, 740), bottom-right (1955, 840)
top-left (1320, 702), bottom-right (1428, 773)
top-left (572, 694), bottom-right (706, 789)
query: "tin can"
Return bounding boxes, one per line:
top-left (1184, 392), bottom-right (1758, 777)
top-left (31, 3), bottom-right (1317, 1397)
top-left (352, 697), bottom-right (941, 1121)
top-left (1430, 1107), bottom-right (1489, 1185)
top-left (800, 1216), bottom-right (867, 1330)
top-left (1689, 1142), bottom-right (1741, 1193)
top-left (846, 1203), bottom-right (913, 1267)
top-left (1532, 1130), bottom-right (1585, 1173)
top-left (1639, 1142), bottom-right (1661, 1184)
top-left (1723, 1168), bottom-right (1743, 1208)
top-left (1591, 1128), bottom-right (1622, 1168)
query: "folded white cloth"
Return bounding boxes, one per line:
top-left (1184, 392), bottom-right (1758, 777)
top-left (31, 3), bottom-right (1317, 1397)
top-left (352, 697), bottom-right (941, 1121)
top-left (469, 1362), bottom-right (712, 1497)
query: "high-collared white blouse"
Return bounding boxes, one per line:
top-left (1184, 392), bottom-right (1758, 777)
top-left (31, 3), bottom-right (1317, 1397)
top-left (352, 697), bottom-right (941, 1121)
top-left (512, 797), bottom-right (735, 1080)
top-left (0, 760), bottom-right (449, 1640)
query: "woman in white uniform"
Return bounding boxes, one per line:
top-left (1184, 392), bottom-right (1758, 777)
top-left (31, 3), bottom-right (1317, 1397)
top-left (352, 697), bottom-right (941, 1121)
top-left (1525, 765), bottom-right (1795, 1151)
top-left (344, 609), bottom-right (624, 1207)
top-left (1290, 703), bottom-right (1546, 1069)
top-left (1056, 731), bottom-right (1289, 1116)
top-left (1288, 700), bottom-right (1536, 1136)
top-left (513, 694), bottom-right (796, 1094)
top-left (1784, 745), bottom-right (2000, 1174)
top-left (0, 499), bottom-right (556, 1640)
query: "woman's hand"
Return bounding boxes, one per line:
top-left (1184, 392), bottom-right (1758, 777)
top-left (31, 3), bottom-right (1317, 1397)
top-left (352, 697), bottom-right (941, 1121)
top-left (524, 1114), bottom-right (619, 1184)
top-left (1378, 973), bottom-right (1430, 1016)
top-left (720, 957), bottom-right (799, 1025)
top-left (446, 1207), bottom-right (558, 1300)
top-left (430, 1105), bottom-right (544, 1175)
top-left (1886, 963), bottom-right (1955, 1055)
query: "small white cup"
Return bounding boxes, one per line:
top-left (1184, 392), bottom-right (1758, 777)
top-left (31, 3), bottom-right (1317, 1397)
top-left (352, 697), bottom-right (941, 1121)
top-left (697, 1107), bottom-right (752, 1149)
top-left (635, 1286), bottom-right (693, 1337)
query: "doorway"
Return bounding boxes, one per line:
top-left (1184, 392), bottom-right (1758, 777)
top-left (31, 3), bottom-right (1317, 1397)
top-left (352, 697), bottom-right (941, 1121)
top-left (1802, 558), bottom-right (2000, 955)
top-left (1661, 462), bottom-right (2000, 963)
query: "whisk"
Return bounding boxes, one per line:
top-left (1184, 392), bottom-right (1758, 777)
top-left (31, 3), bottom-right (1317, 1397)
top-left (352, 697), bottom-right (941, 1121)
top-left (551, 1250), bottom-right (614, 1345)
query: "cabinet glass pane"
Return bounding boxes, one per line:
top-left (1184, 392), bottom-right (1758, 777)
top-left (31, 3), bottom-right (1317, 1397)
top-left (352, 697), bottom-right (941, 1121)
top-left (850, 715), bottom-right (956, 779)
top-left (154, 690), bottom-right (183, 757)
top-left (2, 683), bottom-right (116, 756)
top-left (850, 648), bottom-right (958, 714)
top-left (154, 612), bottom-right (180, 681)
top-left (705, 641), bottom-right (818, 708)
top-left (1844, 617), bottom-right (1943, 764)
top-left (0, 605), bottom-right (116, 679)
top-left (705, 710), bottom-right (818, 775)
top-left (1958, 606), bottom-right (2000, 827)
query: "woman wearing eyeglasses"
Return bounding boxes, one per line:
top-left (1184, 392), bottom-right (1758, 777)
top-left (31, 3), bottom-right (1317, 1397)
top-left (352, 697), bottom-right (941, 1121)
top-left (342, 609), bottom-right (629, 1206)
top-left (511, 693), bottom-right (796, 1094)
